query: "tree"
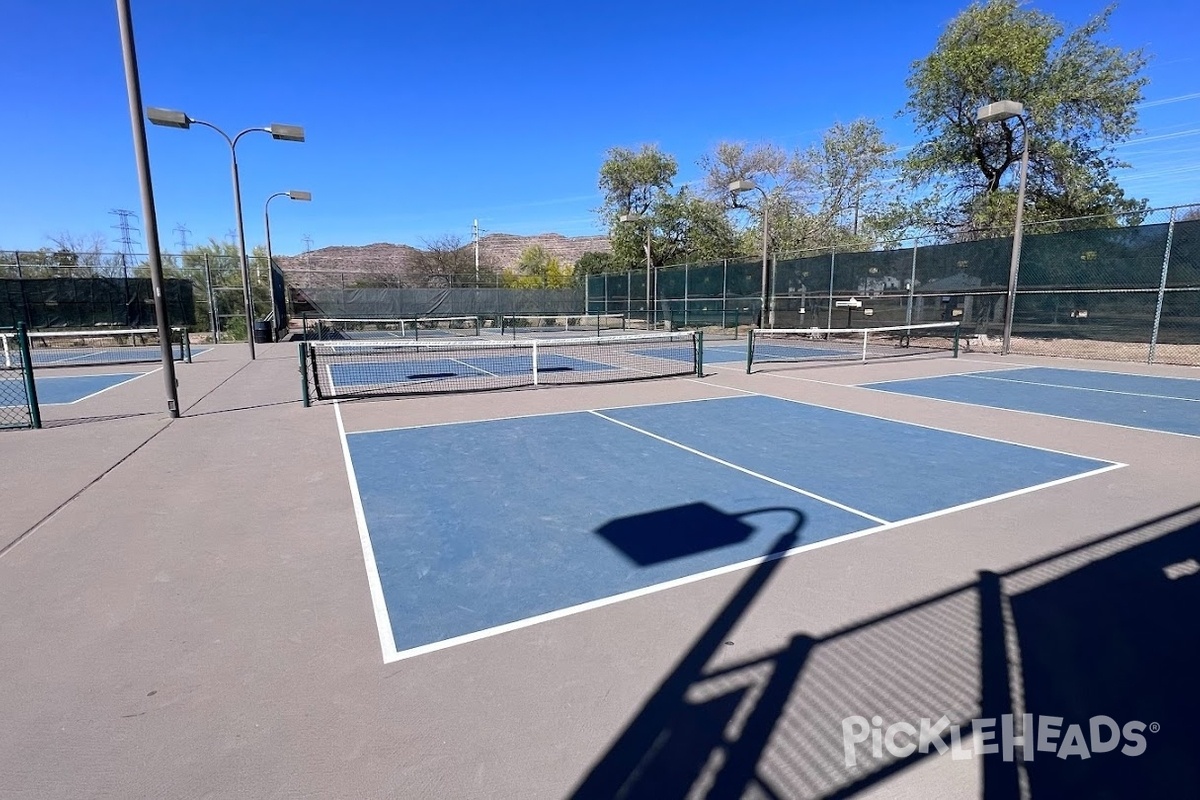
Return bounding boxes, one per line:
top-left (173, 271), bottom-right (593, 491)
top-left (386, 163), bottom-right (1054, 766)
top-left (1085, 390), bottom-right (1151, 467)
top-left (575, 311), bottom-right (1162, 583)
top-left (700, 120), bottom-right (899, 255)
top-left (597, 145), bottom-right (679, 269)
top-left (574, 251), bottom-right (617, 277)
top-left (411, 234), bottom-right (497, 287)
top-left (902, 0), bottom-right (1148, 234)
top-left (505, 245), bottom-right (574, 289)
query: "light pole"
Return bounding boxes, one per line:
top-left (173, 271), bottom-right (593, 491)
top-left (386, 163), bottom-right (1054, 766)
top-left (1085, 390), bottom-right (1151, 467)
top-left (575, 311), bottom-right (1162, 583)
top-left (146, 107), bottom-right (305, 359)
top-left (619, 212), bottom-right (654, 328)
top-left (264, 190), bottom-right (311, 341)
top-left (729, 179), bottom-right (771, 328)
top-left (115, 0), bottom-right (179, 417)
top-left (977, 99), bottom-right (1031, 355)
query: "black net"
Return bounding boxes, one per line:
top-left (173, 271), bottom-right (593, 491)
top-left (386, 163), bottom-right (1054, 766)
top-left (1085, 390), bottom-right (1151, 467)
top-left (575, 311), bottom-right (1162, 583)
top-left (3, 327), bottom-right (187, 368)
top-left (749, 323), bottom-right (961, 370)
top-left (305, 331), bottom-right (700, 400)
top-left (0, 275), bottom-right (196, 329)
top-left (302, 316), bottom-right (483, 341)
top-left (500, 313), bottom-right (627, 336)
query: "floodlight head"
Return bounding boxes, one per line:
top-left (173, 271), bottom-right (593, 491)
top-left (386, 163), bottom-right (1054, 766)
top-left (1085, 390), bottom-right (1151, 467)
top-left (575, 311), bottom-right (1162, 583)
top-left (618, 213), bottom-right (642, 223)
top-left (269, 123), bottom-right (305, 142)
top-left (287, 190), bottom-right (312, 202)
top-left (146, 107), bottom-right (191, 129)
top-left (728, 178), bottom-right (758, 193)
top-left (976, 100), bottom-right (1025, 124)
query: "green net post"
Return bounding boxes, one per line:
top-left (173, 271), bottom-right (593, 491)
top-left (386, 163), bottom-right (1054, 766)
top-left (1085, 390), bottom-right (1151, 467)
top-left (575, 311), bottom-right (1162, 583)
top-left (299, 342), bottom-right (311, 407)
top-left (746, 328), bottom-right (755, 374)
top-left (695, 330), bottom-right (704, 377)
top-left (183, 328), bottom-right (193, 363)
top-left (953, 323), bottom-right (961, 358)
top-left (16, 323), bottom-right (41, 429)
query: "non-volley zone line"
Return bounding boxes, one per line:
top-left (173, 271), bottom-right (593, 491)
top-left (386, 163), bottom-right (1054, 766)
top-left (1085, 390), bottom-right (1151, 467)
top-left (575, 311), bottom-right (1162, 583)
top-left (862, 366), bottom-right (1200, 438)
top-left (338, 393), bottom-right (1119, 662)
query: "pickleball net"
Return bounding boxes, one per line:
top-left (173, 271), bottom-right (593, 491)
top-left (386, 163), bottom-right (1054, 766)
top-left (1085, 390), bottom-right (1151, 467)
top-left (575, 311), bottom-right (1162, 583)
top-left (747, 322), bottom-right (960, 371)
top-left (302, 315), bottom-right (483, 341)
top-left (1, 326), bottom-right (190, 369)
top-left (302, 330), bottom-right (702, 401)
top-left (500, 313), bottom-right (627, 337)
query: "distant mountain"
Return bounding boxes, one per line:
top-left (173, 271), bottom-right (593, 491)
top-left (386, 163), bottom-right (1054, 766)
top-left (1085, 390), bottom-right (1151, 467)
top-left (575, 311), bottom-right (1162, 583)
top-left (277, 232), bottom-right (610, 287)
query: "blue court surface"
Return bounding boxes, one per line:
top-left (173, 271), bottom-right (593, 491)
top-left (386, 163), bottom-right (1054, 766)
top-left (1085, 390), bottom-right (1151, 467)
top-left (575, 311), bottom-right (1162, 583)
top-left (34, 373), bottom-right (144, 404)
top-left (329, 352), bottom-right (614, 389)
top-left (343, 393), bottom-right (1119, 661)
top-left (862, 367), bottom-right (1200, 437)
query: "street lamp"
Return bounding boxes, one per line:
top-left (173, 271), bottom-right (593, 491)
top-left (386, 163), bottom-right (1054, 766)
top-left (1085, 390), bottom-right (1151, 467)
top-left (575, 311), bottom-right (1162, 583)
top-left (147, 107), bottom-right (305, 359)
top-left (264, 190), bottom-right (311, 342)
top-left (619, 212), bottom-right (654, 328)
top-left (976, 99), bottom-right (1031, 355)
top-left (729, 179), bottom-right (771, 327)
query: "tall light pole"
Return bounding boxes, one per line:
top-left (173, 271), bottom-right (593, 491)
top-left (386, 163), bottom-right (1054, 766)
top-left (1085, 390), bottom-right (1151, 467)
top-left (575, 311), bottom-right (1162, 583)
top-left (619, 212), bottom-right (654, 328)
top-left (729, 179), bottom-right (771, 328)
top-left (114, 0), bottom-right (179, 417)
top-left (146, 107), bottom-right (305, 359)
top-left (264, 190), bottom-right (311, 341)
top-left (977, 99), bottom-right (1031, 356)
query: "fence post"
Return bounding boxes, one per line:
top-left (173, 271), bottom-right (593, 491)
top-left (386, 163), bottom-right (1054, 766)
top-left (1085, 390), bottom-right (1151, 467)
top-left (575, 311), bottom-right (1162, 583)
top-left (1148, 208), bottom-right (1177, 364)
top-left (626, 270), bottom-right (632, 319)
top-left (684, 263), bottom-right (689, 327)
top-left (17, 322), bottom-right (41, 429)
top-left (769, 255), bottom-right (777, 328)
top-left (906, 240), bottom-right (918, 327)
top-left (827, 246), bottom-right (836, 329)
top-left (203, 253), bottom-right (219, 342)
top-left (14, 251), bottom-right (30, 327)
top-left (722, 260), bottom-right (728, 328)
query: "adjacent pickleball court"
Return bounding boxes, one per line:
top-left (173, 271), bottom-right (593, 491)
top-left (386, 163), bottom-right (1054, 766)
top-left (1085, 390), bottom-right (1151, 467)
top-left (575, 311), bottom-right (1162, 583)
top-left (340, 393), bottom-right (1120, 662)
top-left (862, 366), bottom-right (1200, 437)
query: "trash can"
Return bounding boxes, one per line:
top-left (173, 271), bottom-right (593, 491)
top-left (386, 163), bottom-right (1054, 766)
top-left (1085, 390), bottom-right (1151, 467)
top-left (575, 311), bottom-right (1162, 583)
top-left (252, 320), bottom-right (273, 344)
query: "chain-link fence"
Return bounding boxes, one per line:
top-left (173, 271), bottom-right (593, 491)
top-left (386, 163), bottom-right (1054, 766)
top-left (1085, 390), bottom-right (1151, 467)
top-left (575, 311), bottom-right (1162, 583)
top-left (1, 324), bottom-right (38, 431)
top-left (290, 286), bottom-right (586, 323)
top-left (0, 252), bottom-right (285, 344)
top-left (586, 204), bottom-right (1200, 366)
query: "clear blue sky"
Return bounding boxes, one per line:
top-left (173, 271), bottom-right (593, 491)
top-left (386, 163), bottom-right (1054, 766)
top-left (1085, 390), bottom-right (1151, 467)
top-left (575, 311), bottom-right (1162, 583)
top-left (2, 0), bottom-right (1197, 256)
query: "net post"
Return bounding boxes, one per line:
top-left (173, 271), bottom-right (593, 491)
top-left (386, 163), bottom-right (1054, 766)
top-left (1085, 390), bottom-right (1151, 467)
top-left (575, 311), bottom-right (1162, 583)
top-left (183, 328), bottom-right (192, 363)
top-left (861, 329), bottom-right (869, 362)
top-left (695, 330), bottom-right (704, 377)
top-left (532, 340), bottom-right (539, 385)
top-left (299, 342), bottom-right (311, 407)
top-left (474, 316), bottom-right (481, 337)
top-left (17, 322), bottom-right (41, 429)
top-left (953, 323), bottom-right (961, 358)
top-left (746, 328), bottom-right (755, 374)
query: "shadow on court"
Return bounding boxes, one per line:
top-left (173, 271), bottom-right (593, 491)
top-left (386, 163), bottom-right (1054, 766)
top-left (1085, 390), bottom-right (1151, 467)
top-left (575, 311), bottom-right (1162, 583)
top-left (573, 502), bottom-right (1200, 799)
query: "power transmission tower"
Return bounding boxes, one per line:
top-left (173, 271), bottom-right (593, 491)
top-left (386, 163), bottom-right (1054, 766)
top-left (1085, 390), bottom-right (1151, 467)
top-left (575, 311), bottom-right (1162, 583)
top-left (302, 234), bottom-right (313, 252)
top-left (174, 223), bottom-right (191, 253)
top-left (109, 208), bottom-right (141, 266)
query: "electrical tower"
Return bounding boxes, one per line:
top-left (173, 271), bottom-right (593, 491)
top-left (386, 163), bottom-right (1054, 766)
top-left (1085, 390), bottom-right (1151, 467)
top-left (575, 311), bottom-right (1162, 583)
top-left (174, 223), bottom-right (191, 253)
top-left (109, 208), bottom-right (141, 265)
top-left (302, 234), bottom-right (313, 253)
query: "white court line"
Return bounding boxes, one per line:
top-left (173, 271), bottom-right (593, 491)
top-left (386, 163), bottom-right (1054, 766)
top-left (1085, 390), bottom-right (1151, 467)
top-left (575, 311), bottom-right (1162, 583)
top-left (957, 355), bottom-right (1200, 383)
top-left (447, 355), bottom-right (498, 377)
top-left (962, 372), bottom-right (1200, 402)
top-left (589, 410), bottom-right (888, 525)
top-left (859, 383), bottom-right (1200, 441)
top-left (725, 364), bottom-right (1200, 442)
top-left (335, 403), bottom-right (400, 663)
top-left (705, 374), bottom-right (1124, 462)
top-left (378, 460), bottom-right (1124, 663)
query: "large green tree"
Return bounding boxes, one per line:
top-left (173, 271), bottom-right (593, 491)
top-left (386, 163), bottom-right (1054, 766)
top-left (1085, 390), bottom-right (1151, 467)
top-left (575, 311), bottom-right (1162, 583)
top-left (902, 0), bottom-right (1148, 233)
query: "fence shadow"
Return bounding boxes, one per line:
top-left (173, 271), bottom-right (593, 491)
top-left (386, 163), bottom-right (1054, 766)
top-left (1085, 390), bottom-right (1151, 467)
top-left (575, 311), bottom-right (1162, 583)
top-left (572, 502), bottom-right (1200, 798)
